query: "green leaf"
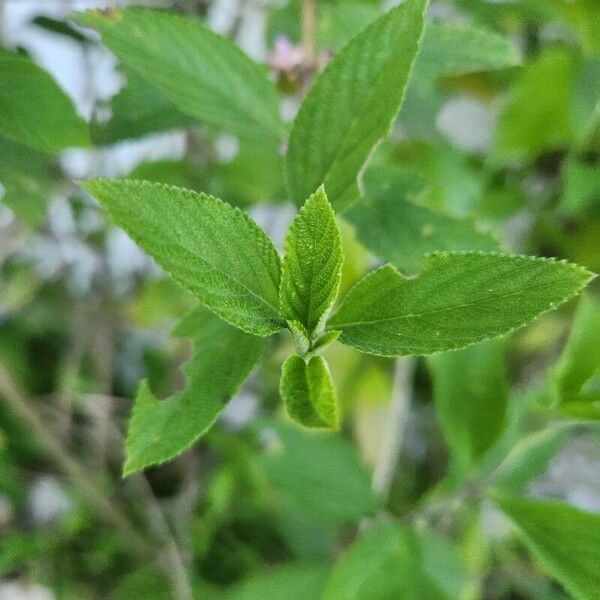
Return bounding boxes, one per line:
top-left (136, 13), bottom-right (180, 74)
top-left (124, 307), bottom-right (265, 475)
top-left (429, 339), bottom-right (508, 469)
top-left (328, 252), bottom-right (594, 357)
top-left (321, 523), bottom-right (467, 600)
top-left (255, 420), bottom-right (378, 525)
top-left (551, 294), bottom-right (600, 406)
top-left (78, 8), bottom-right (283, 141)
top-left (82, 179), bottom-right (282, 336)
top-left (492, 493), bottom-right (600, 600)
top-left (347, 174), bottom-right (499, 274)
top-left (286, 0), bottom-right (428, 212)
top-left (280, 354), bottom-right (339, 429)
top-left (561, 157), bottom-right (600, 216)
top-left (0, 53), bottom-right (89, 153)
top-left (280, 187), bottom-right (343, 335)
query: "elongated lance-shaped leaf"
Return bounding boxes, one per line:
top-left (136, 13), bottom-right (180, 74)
top-left (347, 175), bottom-right (499, 274)
top-left (82, 179), bottom-right (282, 336)
top-left (492, 493), bottom-right (600, 600)
top-left (77, 8), bottom-right (284, 142)
top-left (0, 53), bottom-right (89, 153)
top-left (286, 0), bottom-right (428, 212)
top-left (280, 355), bottom-right (339, 429)
top-left (328, 252), bottom-right (595, 357)
top-left (124, 307), bottom-right (265, 475)
top-left (280, 187), bottom-right (343, 336)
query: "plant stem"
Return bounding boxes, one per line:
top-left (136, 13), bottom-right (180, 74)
top-left (301, 0), bottom-right (316, 68)
top-left (372, 357), bottom-right (415, 500)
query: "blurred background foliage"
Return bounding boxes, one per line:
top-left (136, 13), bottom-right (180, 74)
top-left (0, 0), bottom-right (598, 598)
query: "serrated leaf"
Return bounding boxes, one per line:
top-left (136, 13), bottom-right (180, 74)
top-left (78, 8), bottom-right (284, 141)
top-left (328, 252), bottom-right (594, 357)
top-left (551, 293), bottom-right (600, 406)
top-left (322, 523), bottom-right (467, 600)
top-left (82, 179), bottom-right (282, 336)
top-left (347, 174), bottom-right (499, 274)
top-left (280, 355), bottom-right (339, 429)
top-left (280, 187), bottom-right (342, 335)
top-left (429, 339), bottom-right (508, 469)
top-left (286, 0), bottom-right (428, 212)
top-left (0, 53), bottom-right (89, 153)
top-left (124, 307), bottom-right (265, 475)
top-left (492, 493), bottom-right (600, 600)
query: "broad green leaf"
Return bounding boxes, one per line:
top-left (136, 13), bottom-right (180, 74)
top-left (401, 22), bottom-right (520, 134)
top-left (492, 493), bottom-right (600, 600)
top-left (328, 252), bottom-right (594, 357)
top-left (78, 8), bottom-right (284, 141)
top-left (280, 354), bottom-right (339, 428)
top-left (551, 294), bottom-right (600, 406)
top-left (0, 53), bottom-right (89, 153)
top-left (225, 563), bottom-right (328, 600)
top-left (347, 174), bottom-right (499, 274)
top-left (322, 523), bottom-right (467, 600)
top-left (493, 48), bottom-right (575, 162)
top-left (91, 69), bottom-right (193, 145)
top-left (124, 307), bottom-right (265, 475)
top-left (280, 187), bottom-right (343, 335)
top-left (255, 420), bottom-right (378, 525)
top-left (82, 179), bottom-right (282, 336)
top-left (286, 0), bottom-right (428, 211)
top-left (429, 339), bottom-right (508, 469)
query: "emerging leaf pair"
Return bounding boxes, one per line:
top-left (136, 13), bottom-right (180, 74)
top-left (82, 179), bottom-right (594, 475)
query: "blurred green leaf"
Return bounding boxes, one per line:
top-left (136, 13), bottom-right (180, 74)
top-left (492, 493), bottom-right (600, 600)
top-left (124, 306), bottom-right (266, 475)
top-left (0, 52), bottom-right (89, 153)
top-left (82, 179), bottom-right (282, 336)
top-left (329, 253), bottom-right (593, 356)
top-left (347, 172), bottom-right (499, 274)
top-left (280, 355), bottom-right (339, 429)
top-left (561, 157), bottom-right (600, 216)
top-left (322, 523), bottom-right (467, 599)
top-left (286, 0), bottom-right (428, 211)
top-left (429, 339), bottom-right (508, 470)
top-left (79, 8), bottom-right (284, 141)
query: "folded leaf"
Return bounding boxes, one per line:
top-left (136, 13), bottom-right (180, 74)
top-left (124, 307), bottom-right (265, 475)
top-left (280, 187), bottom-right (343, 335)
top-left (492, 493), bottom-right (600, 600)
top-left (347, 176), bottom-right (499, 274)
top-left (0, 53), bottom-right (89, 153)
top-left (322, 523), bottom-right (467, 600)
top-left (78, 8), bottom-right (284, 141)
top-left (280, 355), bottom-right (339, 428)
top-left (286, 0), bottom-right (428, 211)
top-left (328, 252), bottom-right (594, 356)
top-left (429, 339), bottom-right (508, 469)
top-left (82, 179), bottom-right (282, 336)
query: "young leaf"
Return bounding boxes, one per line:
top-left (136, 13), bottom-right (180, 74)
top-left (551, 294), bottom-right (600, 406)
top-left (77, 8), bottom-right (284, 141)
top-left (82, 179), bottom-right (282, 336)
top-left (328, 252), bottom-right (594, 357)
top-left (286, 0), bottom-right (428, 212)
top-left (347, 175), bottom-right (499, 274)
top-left (0, 53), bottom-right (89, 153)
top-left (124, 307), bottom-right (265, 475)
top-left (429, 339), bottom-right (508, 470)
top-left (280, 187), bottom-right (343, 335)
top-left (280, 355), bottom-right (339, 429)
top-left (322, 523), bottom-right (467, 600)
top-left (492, 493), bottom-right (600, 600)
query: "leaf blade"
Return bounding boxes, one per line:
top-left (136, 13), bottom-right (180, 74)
top-left (82, 179), bottom-right (282, 336)
top-left (286, 0), bottom-right (428, 211)
top-left (329, 252), bottom-right (594, 356)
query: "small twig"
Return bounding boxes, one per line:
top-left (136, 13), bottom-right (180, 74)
top-left (372, 357), bottom-right (415, 500)
top-left (301, 0), bottom-right (316, 70)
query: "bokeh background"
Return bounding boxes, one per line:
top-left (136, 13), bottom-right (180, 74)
top-left (0, 0), bottom-right (598, 598)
